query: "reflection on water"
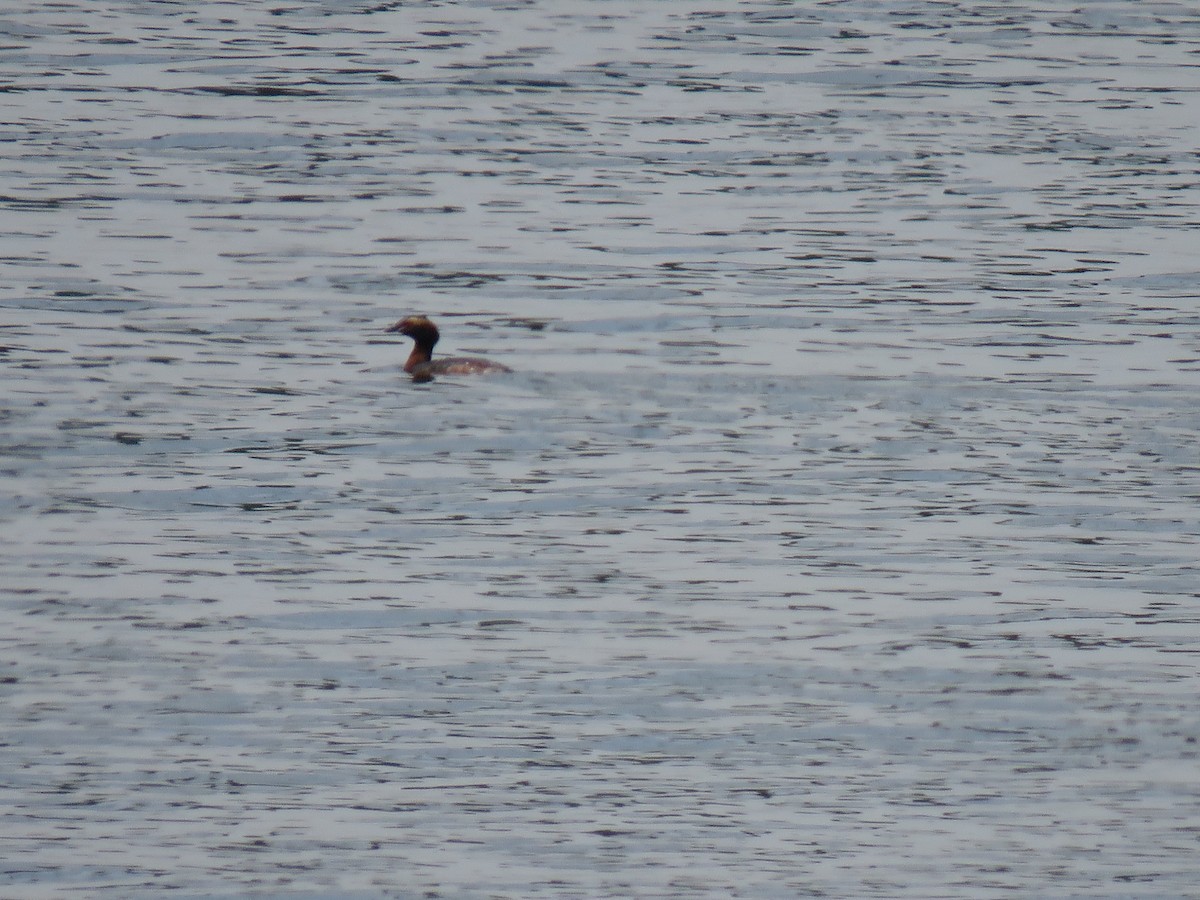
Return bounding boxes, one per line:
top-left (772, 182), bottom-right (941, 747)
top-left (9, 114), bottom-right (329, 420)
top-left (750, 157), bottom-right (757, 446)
top-left (3, 1), bottom-right (1199, 896)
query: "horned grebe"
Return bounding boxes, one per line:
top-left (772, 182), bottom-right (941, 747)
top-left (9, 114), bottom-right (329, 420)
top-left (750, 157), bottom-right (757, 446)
top-left (386, 315), bottom-right (512, 382)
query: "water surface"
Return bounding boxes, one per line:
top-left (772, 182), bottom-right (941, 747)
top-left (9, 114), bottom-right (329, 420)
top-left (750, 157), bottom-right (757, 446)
top-left (3, 2), bottom-right (1199, 897)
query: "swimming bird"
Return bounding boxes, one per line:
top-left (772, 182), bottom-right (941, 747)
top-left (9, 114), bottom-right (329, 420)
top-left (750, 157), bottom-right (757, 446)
top-left (386, 315), bottom-right (511, 382)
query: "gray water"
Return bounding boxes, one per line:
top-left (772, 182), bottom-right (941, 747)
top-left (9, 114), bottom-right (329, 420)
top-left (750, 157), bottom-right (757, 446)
top-left (3, 1), bottom-right (1200, 897)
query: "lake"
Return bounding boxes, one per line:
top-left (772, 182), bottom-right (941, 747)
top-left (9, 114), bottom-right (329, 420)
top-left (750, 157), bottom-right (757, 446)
top-left (2, 1), bottom-right (1199, 896)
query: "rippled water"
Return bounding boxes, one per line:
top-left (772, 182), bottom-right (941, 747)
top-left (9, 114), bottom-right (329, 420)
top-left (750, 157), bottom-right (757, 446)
top-left (3, 1), bottom-right (1200, 897)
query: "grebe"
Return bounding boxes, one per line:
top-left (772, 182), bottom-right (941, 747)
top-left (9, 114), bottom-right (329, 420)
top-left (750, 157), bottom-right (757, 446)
top-left (386, 315), bottom-right (511, 382)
